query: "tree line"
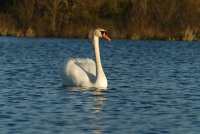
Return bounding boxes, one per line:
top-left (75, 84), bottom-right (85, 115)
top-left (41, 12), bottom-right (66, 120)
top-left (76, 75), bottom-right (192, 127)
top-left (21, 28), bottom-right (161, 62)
top-left (0, 0), bottom-right (199, 40)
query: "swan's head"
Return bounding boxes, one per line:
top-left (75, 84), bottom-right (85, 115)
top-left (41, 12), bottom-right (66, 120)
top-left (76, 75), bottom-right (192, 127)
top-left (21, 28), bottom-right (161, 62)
top-left (95, 28), bottom-right (111, 41)
top-left (89, 28), bottom-right (111, 42)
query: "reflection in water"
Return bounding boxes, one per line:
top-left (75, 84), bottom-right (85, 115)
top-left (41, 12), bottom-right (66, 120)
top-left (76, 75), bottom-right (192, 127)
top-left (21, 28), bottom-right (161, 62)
top-left (92, 90), bottom-right (107, 113)
top-left (91, 90), bottom-right (107, 134)
top-left (67, 87), bottom-right (107, 134)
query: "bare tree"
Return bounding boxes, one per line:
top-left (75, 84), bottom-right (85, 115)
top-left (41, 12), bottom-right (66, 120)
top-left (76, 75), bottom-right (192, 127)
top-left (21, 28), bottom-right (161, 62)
top-left (40, 0), bottom-right (75, 35)
top-left (16, 0), bottom-right (35, 29)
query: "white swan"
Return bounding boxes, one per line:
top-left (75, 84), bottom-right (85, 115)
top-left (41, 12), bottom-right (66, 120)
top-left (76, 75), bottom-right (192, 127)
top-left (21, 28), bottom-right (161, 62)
top-left (63, 28), bottom-right (111, 88)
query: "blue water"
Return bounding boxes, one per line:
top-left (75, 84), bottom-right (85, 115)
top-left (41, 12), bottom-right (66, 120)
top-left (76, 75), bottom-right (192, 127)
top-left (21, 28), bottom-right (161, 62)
top-left (0, 37), bottom-right (200, 134)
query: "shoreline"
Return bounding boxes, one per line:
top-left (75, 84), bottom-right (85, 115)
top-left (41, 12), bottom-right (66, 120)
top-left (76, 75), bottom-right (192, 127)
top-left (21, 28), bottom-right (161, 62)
top-left (0, 35), bottom-right (199, 42)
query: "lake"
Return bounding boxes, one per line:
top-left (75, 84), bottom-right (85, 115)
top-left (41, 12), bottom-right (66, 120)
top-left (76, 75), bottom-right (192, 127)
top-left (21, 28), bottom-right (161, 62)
top-left (0, 37), bottom-right (200, 134)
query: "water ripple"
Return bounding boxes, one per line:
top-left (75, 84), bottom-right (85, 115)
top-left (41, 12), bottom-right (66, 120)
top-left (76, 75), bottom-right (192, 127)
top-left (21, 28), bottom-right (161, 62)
top-left (0, 38), bottom-right (200, 133)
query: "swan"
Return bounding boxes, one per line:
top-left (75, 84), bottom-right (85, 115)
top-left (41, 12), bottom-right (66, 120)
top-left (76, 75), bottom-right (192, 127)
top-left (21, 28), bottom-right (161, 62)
top-left (62, 28), bottom-right (111, 88)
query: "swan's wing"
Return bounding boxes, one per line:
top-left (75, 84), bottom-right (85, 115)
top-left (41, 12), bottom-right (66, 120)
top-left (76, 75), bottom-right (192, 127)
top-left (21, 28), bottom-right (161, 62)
top-left (63, 58), bottom-right (96, 87)
top-left (74, 58), bottom-right (96, 76)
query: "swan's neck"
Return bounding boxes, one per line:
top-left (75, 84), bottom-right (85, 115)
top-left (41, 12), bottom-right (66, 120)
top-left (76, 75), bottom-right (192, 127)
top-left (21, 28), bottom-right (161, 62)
top-left (93, 36), bottom-right (106, 86)
top-left (93, 36), bottom-right (103, 73)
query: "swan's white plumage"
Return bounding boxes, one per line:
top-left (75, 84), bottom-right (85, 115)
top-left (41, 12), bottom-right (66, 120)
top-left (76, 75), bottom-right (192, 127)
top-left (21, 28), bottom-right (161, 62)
top-left (63, 58), bottom-right (96, 87)
top-left (62, 28), bottom-right (110, 88)
top-left (73, 58), bottom-right (96, 76)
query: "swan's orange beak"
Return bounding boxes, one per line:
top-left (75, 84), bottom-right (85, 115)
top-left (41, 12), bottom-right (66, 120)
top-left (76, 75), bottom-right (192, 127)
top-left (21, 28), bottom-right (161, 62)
top-left (102, 32), bottom-right (111, 41)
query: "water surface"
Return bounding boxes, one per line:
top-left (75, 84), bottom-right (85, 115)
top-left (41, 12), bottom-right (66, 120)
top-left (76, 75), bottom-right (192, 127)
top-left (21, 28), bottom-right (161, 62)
top-left (0, 37), bottom-right (200, 134)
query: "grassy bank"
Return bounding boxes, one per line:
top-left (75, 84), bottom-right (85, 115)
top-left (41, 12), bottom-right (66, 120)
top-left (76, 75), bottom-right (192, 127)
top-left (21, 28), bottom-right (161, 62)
top-left (0, 0), bottom-right (199, 41)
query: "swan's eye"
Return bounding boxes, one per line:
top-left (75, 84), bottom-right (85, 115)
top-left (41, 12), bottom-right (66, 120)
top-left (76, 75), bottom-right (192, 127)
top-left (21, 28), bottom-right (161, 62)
top-left (101, 31), bottom-right (108, 35)
top-left (100, 31), bottom-right (105, 35)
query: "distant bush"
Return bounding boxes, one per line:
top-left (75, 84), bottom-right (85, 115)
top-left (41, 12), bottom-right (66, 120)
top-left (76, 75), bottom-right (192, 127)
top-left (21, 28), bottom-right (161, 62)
top-left (0, 14), bottom-right (17, 36)
top-left (0, 0), bottom-right (199, 40)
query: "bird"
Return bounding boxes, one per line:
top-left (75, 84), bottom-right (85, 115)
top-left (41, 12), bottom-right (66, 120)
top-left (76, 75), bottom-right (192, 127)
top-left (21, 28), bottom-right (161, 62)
top-left (62, 28), bottom-right (111, 89)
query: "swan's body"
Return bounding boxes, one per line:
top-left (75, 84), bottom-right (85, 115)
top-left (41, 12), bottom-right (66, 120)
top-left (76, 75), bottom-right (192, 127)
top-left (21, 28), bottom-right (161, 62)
top-left (63, 28), bottom-right (111, 88)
